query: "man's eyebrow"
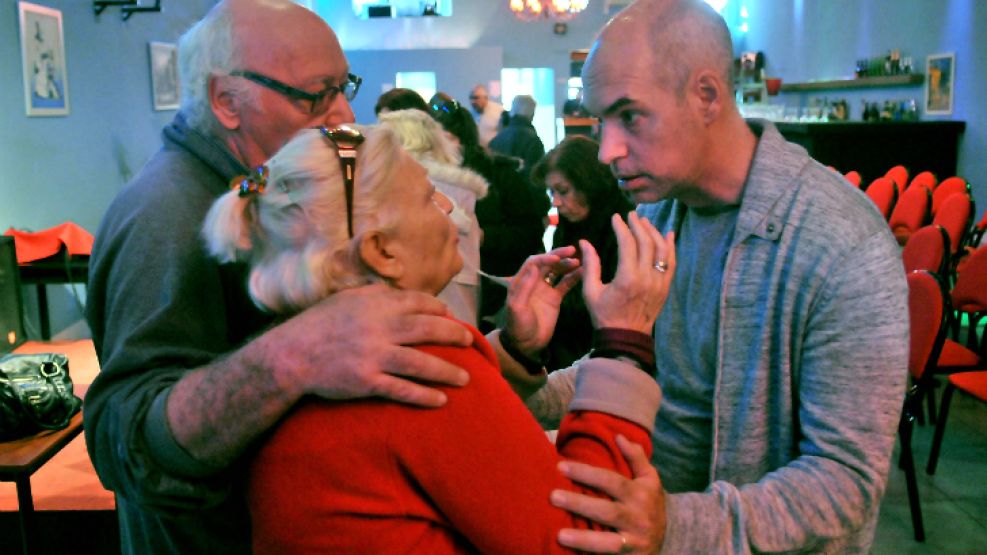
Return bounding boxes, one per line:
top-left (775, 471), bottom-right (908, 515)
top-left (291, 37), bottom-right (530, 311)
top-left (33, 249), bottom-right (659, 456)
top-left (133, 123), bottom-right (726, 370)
top-left (601, 97), bottom-right (634, 117)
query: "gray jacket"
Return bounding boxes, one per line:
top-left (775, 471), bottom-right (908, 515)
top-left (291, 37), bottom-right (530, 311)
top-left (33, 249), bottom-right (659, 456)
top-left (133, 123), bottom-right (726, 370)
top-left (525, 121), bottom-right (908, 554)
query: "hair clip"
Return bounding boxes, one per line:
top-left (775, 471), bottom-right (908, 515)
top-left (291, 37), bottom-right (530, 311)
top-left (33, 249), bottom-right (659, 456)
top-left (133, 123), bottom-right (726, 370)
top-left (230, 166), bottom-right (269, 197)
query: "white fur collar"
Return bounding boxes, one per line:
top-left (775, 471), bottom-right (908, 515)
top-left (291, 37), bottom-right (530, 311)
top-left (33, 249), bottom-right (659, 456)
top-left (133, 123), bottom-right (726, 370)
top-left (419, 159), bottom-right (489, 199)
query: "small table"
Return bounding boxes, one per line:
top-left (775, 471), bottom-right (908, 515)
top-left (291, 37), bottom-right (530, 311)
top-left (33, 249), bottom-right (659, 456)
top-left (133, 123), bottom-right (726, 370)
top-left (0, 411), bottom-right (83, 555)
top-left (17, 256), bottom-right (89, 340)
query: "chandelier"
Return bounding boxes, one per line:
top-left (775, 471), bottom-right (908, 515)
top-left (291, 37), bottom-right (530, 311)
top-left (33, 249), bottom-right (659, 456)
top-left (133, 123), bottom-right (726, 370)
top-left (509, 0), bottom-right (589, 21)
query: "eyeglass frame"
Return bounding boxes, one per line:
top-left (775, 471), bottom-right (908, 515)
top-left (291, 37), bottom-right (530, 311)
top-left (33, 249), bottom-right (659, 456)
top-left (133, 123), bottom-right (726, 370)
top-left (230, 70), bottom-right (363, 114)
top-left (319, 125), bottom-right (365, 238)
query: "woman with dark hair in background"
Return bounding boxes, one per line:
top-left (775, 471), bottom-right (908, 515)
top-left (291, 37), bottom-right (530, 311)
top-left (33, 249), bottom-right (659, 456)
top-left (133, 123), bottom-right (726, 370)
top-left (374, 87), bottom-right (429, 117)
top-left (429, 92), bottom-right (549, 331)
top-left (531, 136), bottom-right (635, 369)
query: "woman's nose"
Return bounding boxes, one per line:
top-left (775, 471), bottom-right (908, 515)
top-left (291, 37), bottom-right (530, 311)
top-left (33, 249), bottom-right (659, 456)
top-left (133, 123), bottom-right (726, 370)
top-left (435, 191), bottom-right (454, 214)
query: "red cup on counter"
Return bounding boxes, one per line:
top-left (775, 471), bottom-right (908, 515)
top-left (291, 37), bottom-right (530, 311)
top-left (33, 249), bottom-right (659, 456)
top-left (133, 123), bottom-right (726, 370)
top-left (765, 78), bottom-right (782, 96)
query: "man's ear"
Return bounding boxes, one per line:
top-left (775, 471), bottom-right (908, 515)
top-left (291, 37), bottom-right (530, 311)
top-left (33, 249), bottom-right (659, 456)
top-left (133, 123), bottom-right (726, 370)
top-left (692, 70), bottom-right (723, 125)
top-left (210, 75), bottom-right (241, 131)
top-left (357, 231), bottom-right (404, 282)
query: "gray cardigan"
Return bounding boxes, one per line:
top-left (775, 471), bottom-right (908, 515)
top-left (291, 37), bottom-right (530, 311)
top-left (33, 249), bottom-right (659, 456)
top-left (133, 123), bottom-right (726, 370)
top-left (525, 121), bottom-right (909, 554)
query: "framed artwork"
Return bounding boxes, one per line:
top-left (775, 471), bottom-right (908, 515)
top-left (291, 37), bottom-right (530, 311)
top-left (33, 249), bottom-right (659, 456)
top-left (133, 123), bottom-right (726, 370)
top-left (149, 42), bottom-right (180, 111)
top-left (925, 52), bottom-right (955, 116)
top-left (18, 2), bottom-right (69, 116)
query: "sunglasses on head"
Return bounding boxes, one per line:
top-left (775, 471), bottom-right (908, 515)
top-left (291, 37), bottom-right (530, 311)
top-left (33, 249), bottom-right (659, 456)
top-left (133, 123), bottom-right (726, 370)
top-left (430, 98), bottom-right (461, 116)
top-left (318, 125), bottom-right (365, 238)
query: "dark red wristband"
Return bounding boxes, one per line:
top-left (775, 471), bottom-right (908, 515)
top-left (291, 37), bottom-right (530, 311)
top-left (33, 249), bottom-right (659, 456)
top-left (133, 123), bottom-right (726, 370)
top-left (590, 328), bottom-right (656, 376)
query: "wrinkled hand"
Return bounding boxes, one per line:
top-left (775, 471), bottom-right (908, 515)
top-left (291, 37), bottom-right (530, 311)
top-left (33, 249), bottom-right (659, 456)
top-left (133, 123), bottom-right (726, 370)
top-left (582, 213), bottom-right (676, 334)
top-left (552, 435), bottom-right (666, 554)
top-left (268, 284), bottom-right (473, 407)
top-left (503, 245), bottom-right (581, 356)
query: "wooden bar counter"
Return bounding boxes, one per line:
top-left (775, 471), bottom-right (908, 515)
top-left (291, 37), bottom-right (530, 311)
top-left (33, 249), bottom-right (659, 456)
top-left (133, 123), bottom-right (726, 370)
top-left (774, 120), bottom-right (966, 183)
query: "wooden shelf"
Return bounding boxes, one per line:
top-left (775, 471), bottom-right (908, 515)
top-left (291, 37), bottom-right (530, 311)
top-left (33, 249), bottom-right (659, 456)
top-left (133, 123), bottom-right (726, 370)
top-left (563, 117), bottom-right (598, 127)
top-left (779, 73), bottom-right (924, 92)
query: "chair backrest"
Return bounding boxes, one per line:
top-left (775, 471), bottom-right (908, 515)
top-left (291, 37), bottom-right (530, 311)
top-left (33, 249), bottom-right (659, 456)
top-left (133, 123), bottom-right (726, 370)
top-left (844, 170), bottom-right (862, 188)
top-left (907, 270), bottom-right (947, 381)
top-left (865, 177), bottom-right (898, 220)
top-left (0, 236), bottom-right (26, 354)
top-left (932, 192), bottom-right (973, 255)
top-left (903, 224), bottom-right (949, 277)
top-left (932, 176), bottom-right (969, 215)
top-left (889, 185), bottom-right (932, 242)
top-left (950, 244), bottom-right (987, 313)
top-left (885, 165), bottom-right (909, 191)
top-left (908, 171), bottom-right (937, 192)
top-left (968, 210), bottom-right (987, 249)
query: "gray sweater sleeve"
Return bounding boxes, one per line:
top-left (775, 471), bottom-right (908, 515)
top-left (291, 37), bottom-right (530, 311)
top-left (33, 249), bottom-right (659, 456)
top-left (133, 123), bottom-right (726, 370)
top-left (524, 354), bottom-right (661, 431)
top-left (524, 361), bottom-right (577, 430)
top-left (660, 229), bottom-right (909, 554)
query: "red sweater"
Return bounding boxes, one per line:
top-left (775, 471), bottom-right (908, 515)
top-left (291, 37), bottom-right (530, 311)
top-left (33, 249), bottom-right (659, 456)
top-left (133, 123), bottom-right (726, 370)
top-left (249, 324), bottom-right (653, 554)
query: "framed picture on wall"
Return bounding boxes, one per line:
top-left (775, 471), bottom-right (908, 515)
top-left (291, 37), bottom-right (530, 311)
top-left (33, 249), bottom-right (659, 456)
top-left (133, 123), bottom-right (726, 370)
top-left (925, 52), bottom-right (955, 116)
top-left (149, 42), bottom-right (180, 111)
top-left (18, 2), bottom-right (69, 117)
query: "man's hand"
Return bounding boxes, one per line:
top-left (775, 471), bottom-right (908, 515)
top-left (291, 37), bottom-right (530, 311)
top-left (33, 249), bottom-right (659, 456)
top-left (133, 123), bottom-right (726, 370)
top-left (583, 213), bottom-right (675, 334)
top-left (261, 284), bottom-right (473, 407)
top-left (552, 435), bottom-right (666, 554)
top-left (502, 245), bottom-right (581, 356)
top-left (168, 284), bottom-right (472, 467)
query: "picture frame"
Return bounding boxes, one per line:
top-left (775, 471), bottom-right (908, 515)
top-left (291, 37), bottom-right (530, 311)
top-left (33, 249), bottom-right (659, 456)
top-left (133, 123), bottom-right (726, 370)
top-left (925, 52), bottom-right (955, 116)
top-left (149, 42), bottom-right (180, 111)
top-left (18, 2), bottom-right (69, 117)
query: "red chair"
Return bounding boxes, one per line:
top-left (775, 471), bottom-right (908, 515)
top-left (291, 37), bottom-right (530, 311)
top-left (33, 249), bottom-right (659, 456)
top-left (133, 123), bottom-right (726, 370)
top-left (926, 369), bottom-right (987, 476)
top-left (902, 225), bottom-right (949, 278)
top-left (885, 165), bottom-right (909, 192)
top-left (955, 210), bottom-right (987, 275)
top-left (931, 193), bottom-right (973, 262)
top-left (889, 185), bottom-right (932, 245)
top-left (901, 270), bottom-right (949, 542)
top-left (844, 170), bottom-right (862, 188)
top-left (931, 176), bottom-right (969, 216)
top-left (929, 245), bottom-right (987, 423)
top-left (865, 177), bottom-right (898, 220)
top-left (907, 171), bottom-right (937, 192)
top-left (944, 243), bottom-right (987, 347)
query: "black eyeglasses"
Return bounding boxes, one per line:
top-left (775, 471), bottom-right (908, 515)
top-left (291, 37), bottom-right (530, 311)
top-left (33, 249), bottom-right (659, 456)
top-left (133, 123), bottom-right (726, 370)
top-left (231, 70), bottom-right (362, 114)
top-left (319, 125), bottom-right (365, 238)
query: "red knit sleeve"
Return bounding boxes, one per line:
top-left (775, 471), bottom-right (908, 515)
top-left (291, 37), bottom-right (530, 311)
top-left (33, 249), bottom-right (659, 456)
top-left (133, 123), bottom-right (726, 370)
top-left (394, 327), bottom-right (653, 553)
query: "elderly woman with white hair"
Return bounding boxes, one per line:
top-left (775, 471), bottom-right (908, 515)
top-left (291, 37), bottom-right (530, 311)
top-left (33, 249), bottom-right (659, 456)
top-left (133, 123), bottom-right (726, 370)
top-left (202, 124), bottom-right (674, 554)
top-left (378, 108), bottom-right (487, 325)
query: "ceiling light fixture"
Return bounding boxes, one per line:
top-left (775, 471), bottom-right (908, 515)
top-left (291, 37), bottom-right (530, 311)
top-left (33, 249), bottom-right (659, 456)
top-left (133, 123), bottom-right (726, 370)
top-left (509, 0), bottom-right (589, 21)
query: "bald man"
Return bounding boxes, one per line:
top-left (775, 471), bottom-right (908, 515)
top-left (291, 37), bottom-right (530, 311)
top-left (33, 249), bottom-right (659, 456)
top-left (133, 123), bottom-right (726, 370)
top-left (84, 1), bottom-right (470, 552)
top-left (469, 84), bottom-right (504, 146)
top-left (501, 1), bottom-right (908, 552)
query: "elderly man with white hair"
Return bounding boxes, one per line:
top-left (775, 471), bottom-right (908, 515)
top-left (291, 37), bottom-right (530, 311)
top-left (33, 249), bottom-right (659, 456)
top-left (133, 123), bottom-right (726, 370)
top-left (490, 94), bottom-right (546, 179)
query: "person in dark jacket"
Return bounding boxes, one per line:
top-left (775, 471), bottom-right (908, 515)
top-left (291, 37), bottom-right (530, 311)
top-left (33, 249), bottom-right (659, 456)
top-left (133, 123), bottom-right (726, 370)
top-left (490, 94), bottom-right (545, 179)
top-left (429, 93), bottom-right (549, 330)
top-left (531, 136), bottom-right (634, 368)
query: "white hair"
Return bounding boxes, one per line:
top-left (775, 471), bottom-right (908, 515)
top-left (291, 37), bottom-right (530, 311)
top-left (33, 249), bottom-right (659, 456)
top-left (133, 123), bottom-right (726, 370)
top-left (376, 109), bottom-right (462, 166)
top-left (202, 125), bottom-right (411, 314)
top-left (177, 1), bottom-right (256, 132)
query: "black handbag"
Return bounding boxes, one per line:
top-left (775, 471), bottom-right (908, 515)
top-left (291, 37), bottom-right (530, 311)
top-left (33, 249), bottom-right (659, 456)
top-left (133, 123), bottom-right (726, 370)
top-left (0, 353), bottom-right (82, 441)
